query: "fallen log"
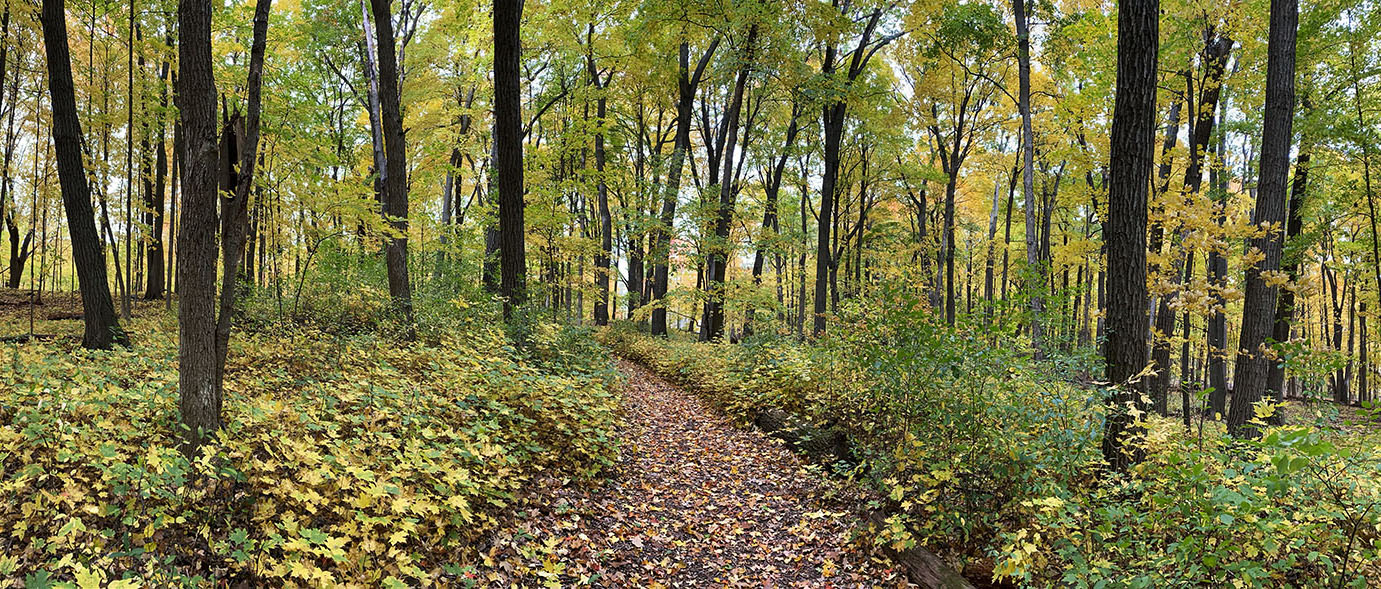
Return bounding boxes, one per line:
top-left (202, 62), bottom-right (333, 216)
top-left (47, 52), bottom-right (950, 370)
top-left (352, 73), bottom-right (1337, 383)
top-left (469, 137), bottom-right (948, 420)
top-left (867, 510), bottom-right (975, 589)
top-left (0, 334), bottom-right (59, 344)
top-left (752, 407), bottom-right (856, 466)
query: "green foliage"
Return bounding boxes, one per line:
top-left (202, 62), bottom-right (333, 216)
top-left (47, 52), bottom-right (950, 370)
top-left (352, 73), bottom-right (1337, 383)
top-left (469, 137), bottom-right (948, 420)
top-left (0, 317), bottom-right (620, 586)
top-left (999, 426), bottom-right (1381, 587)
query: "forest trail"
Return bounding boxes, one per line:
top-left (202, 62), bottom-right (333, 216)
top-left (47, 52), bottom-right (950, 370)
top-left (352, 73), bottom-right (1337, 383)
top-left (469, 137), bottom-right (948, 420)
top-left (474, 359), bottom-right (914, 587)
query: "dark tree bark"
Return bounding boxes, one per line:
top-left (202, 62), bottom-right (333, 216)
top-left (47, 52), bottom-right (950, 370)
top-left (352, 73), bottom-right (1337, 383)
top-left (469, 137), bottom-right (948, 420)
top-left (1361, 302), bottom-right (1370, 405)
top-left (215, 0), bottom-right (272, 397)
top-left (1101, 0), bottom-right (1158, 471)
top-left (144, 28), bottom-right (174, 299)
top-left (39, 0), bottom-right (127, 350)
top-left (814, 5), bottom-right (896, 337)
top-left (650, 37), bottom-right (718, 336)
top-left (3, 41), bottom-right (29, 291)
top-left (700, 25), bottom-right (758, 342)
top-left (1207, 96), bottom-right (1231, 418)
top-left (175, 0), bottom-right (221, 449)
top-left (587, 29), bottom-right (612, 326)
top-left (370, 0), bottom-right (415, 331)
top-left (1267, 139), bottom-right (1309, 422)
top-left (1228, 0), bottom-right (1298, 438)
top-left (748, 102), bottom-right (802, 333)
top-left (361, 0), bottom-right (387, 207)
top-left (494, 0), bottom-right (526, 317)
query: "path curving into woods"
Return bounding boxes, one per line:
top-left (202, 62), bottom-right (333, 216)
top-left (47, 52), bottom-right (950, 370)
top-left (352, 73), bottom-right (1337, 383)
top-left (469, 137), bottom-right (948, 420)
top-left (472, 359), bottom-right (914, 587)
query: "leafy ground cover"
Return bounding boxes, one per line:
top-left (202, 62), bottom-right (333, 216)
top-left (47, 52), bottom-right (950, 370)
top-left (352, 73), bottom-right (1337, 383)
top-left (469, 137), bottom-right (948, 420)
top-left (603, 289), bottom-right (1381, 587)
top-left (0, 291), bottom-right (619, 587)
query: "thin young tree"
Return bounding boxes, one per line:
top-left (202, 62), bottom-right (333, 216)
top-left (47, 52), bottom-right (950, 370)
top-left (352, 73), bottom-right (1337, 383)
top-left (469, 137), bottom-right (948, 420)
top-left (1100, 0), bottom-right (1158, 471)
top-left (1227, 0), bottom-right (1298, 439)
top-left (39, 0), bottom-right (128, 350)
top-left (1013, 0), bottom-right (1042, 356)
top-left (587, 25), bottom-right (613, 326)
top-left (215, 0), bottom-right (272, 396)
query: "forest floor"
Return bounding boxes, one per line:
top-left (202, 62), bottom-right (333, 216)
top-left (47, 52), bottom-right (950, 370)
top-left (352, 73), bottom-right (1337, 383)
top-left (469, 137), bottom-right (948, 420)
top-left (469, 359), bottom-right (915, 588)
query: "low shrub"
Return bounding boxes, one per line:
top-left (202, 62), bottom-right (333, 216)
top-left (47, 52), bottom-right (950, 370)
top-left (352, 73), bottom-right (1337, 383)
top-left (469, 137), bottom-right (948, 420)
top-left (0, 317), bottom-right (619, 586)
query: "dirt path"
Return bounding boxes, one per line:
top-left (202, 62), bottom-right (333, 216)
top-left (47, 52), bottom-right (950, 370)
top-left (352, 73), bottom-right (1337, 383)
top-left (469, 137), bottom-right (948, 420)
top-left (473, 359), bottom-right (912, 587)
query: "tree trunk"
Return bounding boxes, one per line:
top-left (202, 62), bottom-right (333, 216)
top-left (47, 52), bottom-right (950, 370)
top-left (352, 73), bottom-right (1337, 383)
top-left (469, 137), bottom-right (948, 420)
top-left (1267, 141), bottom-right (1309, 422)
top-left (494, 0), bottom-right (526, 317)
top-left (1207, 95), bottom-right (1231, 418)
top-left (943, 171), bottom-right (958, 326)
top-left (1100, 0), bottom-right (1158, 471)
top-left (588, 40), bottom-right (612, 326)
top-left (175, 0), bottom-right (221, 450)
top-left (1227, 0), bottom-right (1297, 438)
top-left (370, 0), bottom-right (415, 331)
top-left (41, 0), bottom-right (127, 350)
top-left (213, 0), bottom-right (271, 401)
top-left (1151, 34), bottom-right (1233, 415)
top-left (361, 0), bottom-right (387, 208)
top-left (813, 7), bottom-right (890, 337)
top-left (749, 103), bottom-right (801, 333)
top-left (143, 42), bottom-right (170, 300)
top-left (1013, 0), bottom-right (1043, 357)
top-left (700, 25), bottom-right (757, 342)
top-left (651, 38), bottom-right (718, 336)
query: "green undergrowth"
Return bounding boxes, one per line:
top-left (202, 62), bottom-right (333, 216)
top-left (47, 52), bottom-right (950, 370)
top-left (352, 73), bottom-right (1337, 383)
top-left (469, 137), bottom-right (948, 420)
top-left (0, 310), bottom-right (619, 587)
top-left (602, 287), bottom-right (1381, 587)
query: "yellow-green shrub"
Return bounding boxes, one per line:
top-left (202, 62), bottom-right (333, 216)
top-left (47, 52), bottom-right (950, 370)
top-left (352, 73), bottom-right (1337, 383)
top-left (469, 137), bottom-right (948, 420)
top-left (0, 319), bottom-right (619, 587)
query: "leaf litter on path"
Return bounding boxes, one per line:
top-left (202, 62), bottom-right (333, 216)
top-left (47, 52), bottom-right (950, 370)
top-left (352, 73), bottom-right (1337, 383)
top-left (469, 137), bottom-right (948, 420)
top-left (469, 359), bottom-right (913, 588)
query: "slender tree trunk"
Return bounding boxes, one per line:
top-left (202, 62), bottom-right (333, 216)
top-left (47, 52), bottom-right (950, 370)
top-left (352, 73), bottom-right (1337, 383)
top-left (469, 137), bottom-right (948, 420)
top-left (1361, 302), bottom-right (1369, 405)
top-left (814, 7), bottom-right (889, 337)
top-left (1207, 96), bottom-right (1231, 418)
top-left (1151, 35), bottom-right (1233, 415)
top-left (701, 25), bottom-right (757, 342)
top-left (41, 0), bottom-right (127, 350)
top-left (144, 31), bottom-right (171, 300)
top-left (369, 0), bottom-right (415, 331)
top-left (1348, 35), bottom-right (1381, 343)
top-left (1228, 0), bottom-right (1297, 438)
top-left (1100, 0), bottom-right (1158, 471)
top-left (1013, 0), bottom-right (1043, 357)
top-left (589, 42), bottom-right (612, 326)
top-left (121, 0), bottom-right (134, 320)
top-left (1180, 251), bottom-right (1196, 428)
top-left (651, 38), bottom-right (718, 336)
top-left (748, 104), bottom-right (800, 333)
top-left (983, 158), bottom-right (1009, 321)
top-left (1001, 165), bottom-right (1015, 302)
top-left (943, 172), bottom-right (958, 325)
top-left (361, 0), bottom-right (387, 207)
top-left (213, 0), bottom-right (271, 398)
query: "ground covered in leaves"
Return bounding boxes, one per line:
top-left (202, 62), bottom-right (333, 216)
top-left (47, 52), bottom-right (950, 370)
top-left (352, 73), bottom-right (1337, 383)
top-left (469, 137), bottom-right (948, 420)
top-left (470, 360), bottom-right (913, 588)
